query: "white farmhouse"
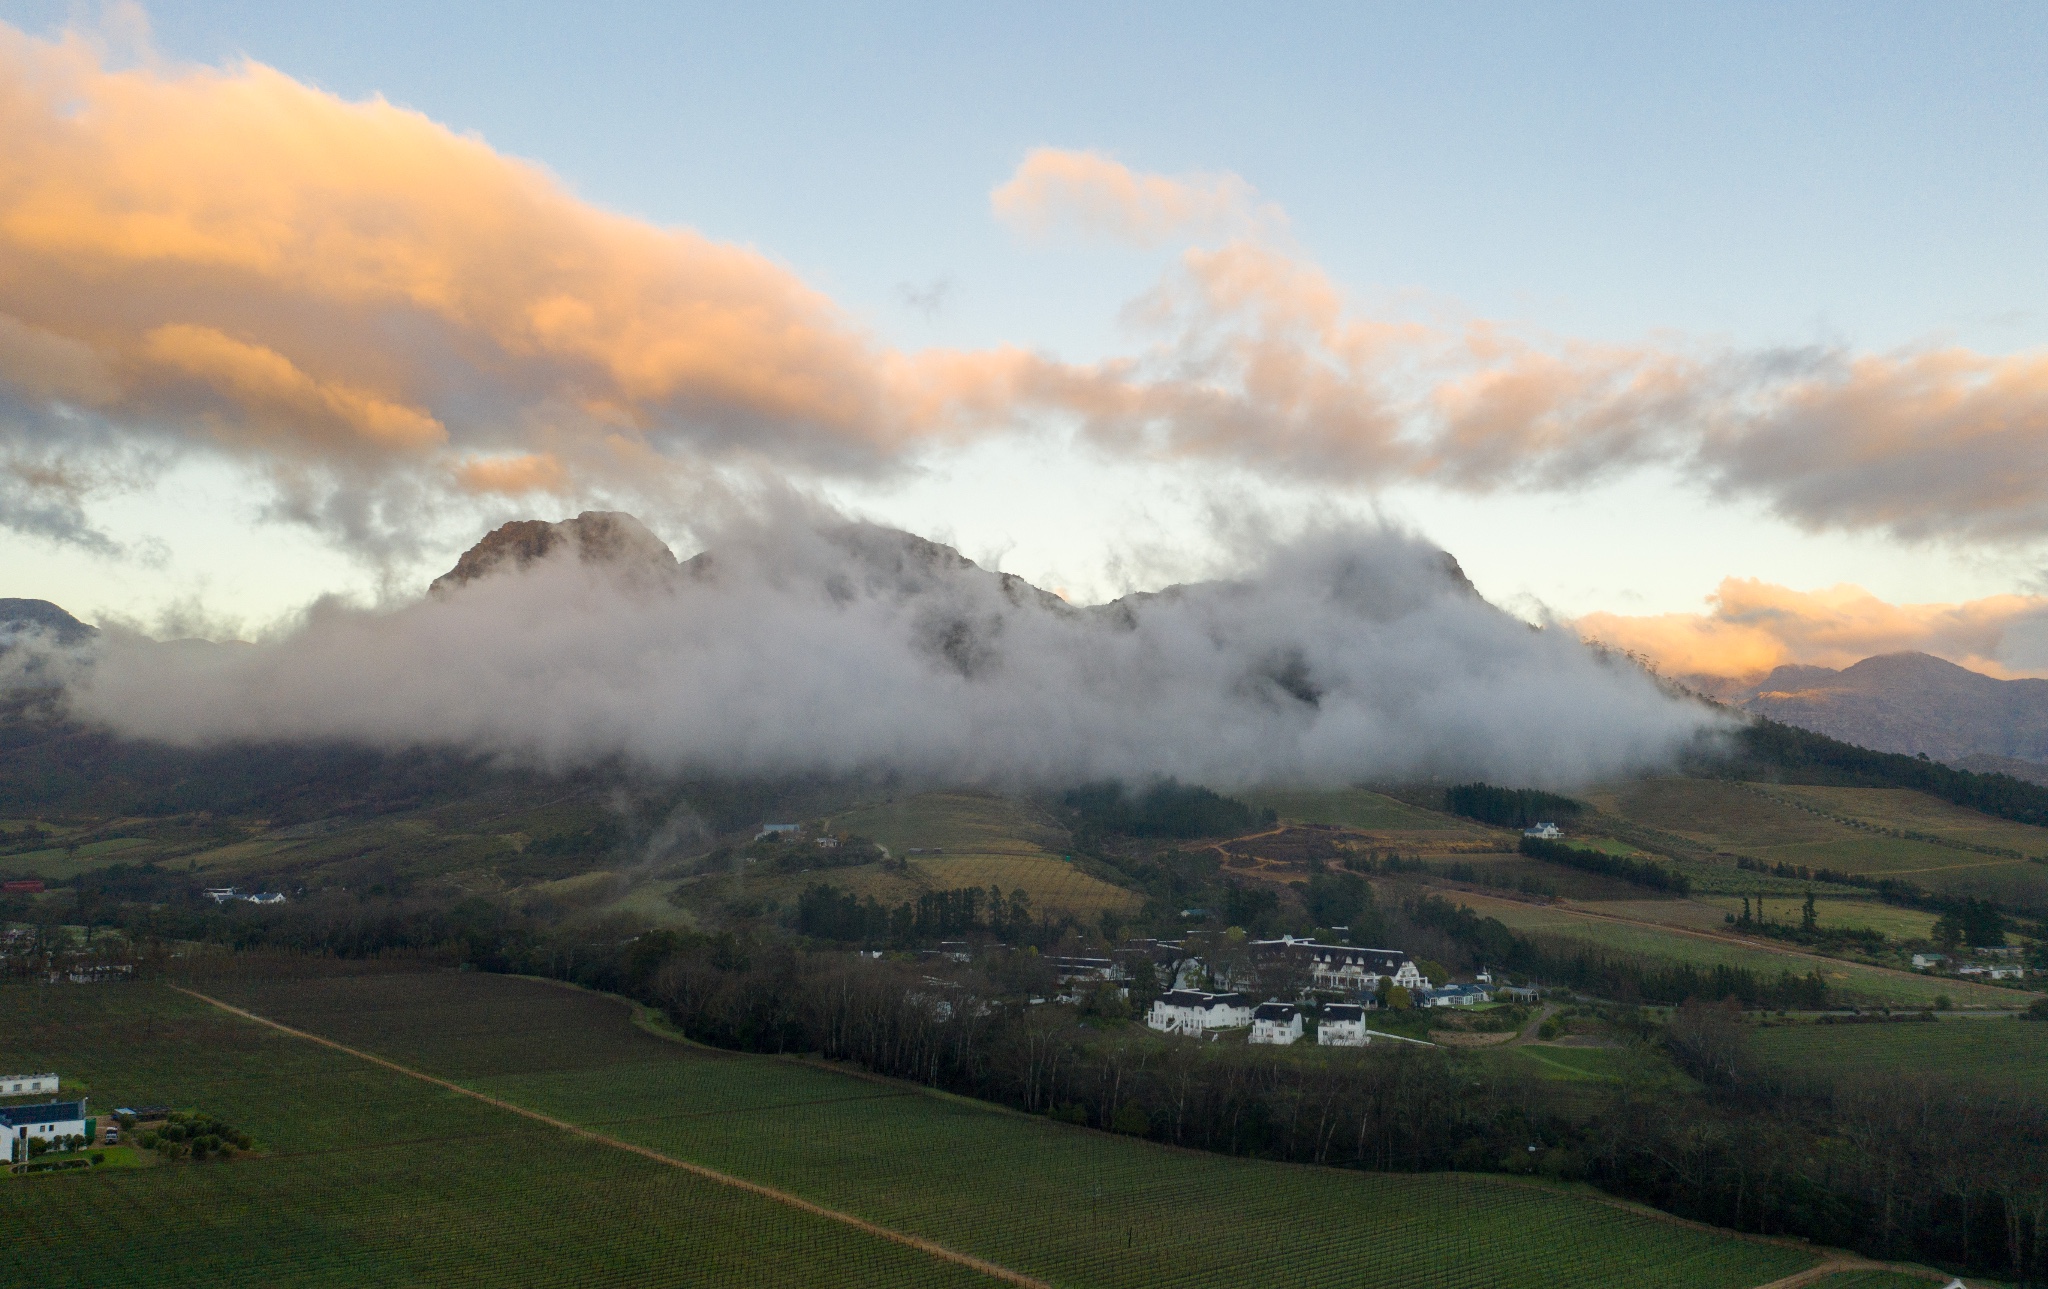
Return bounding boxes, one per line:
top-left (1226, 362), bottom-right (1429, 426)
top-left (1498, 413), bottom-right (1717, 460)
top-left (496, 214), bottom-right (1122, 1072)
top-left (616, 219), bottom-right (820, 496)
top-left (1147, 990), bottom-right (1253, 1036)
top-left (1248, 1002), bottom-right (1303, 1046)
top-left (1523, 822), bottom-right (1564, 840)
top-left (1911, 953), bottom-right (1947, 971)
top-left (1293, 943), bottom-right (1426, 996)
top-left (0, 1073), bottom-right (58, 1097)
top-left (1318, 1004), bottom-right (1369, 1047)
top-left (4, 1099), bottom-right (90, 1162)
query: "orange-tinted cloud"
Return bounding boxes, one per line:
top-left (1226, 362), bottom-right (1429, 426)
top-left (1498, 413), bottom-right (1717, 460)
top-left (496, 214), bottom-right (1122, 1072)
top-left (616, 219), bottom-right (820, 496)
top-left (1576, 580), bottom-right (2048, 681)
top-left (991, 148), bottom-right (1279, 246)
top-left (10, 19), bottom-right (2048, 560)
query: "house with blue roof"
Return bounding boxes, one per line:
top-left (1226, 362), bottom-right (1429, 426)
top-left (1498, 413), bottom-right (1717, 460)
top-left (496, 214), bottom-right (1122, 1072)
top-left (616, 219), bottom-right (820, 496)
top-left (4, 1098), bottom-right (92, 1163)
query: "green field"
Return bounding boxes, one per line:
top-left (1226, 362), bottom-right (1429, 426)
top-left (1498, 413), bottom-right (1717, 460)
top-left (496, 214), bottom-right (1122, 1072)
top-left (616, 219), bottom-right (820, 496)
top-left (1801, 1273), bottom-right (1945, 1289)
top-left (3, 970), bottom-right (1828, 1288)
top-left (1243, 788), bottom-right (1475, 832)
top-left (827, 791), bottom-right (1071, 855)
top-left (1749, 1018), bottom-right (2048, 1100)
top-left (1442, 890), bottom-right (2027, 1008)
top-left (0, 977), bottom-right (995, 1287)
top-left (1585, 779), bottom-right (2048, 906)
top-left (1692, 896), bottom-right (1940, 940)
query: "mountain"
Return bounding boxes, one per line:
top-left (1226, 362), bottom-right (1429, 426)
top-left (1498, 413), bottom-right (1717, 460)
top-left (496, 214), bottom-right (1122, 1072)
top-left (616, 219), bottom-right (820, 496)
top-left (0, 598), bottom-right (96, 647)
top-left (1710, 651), bottom-right (2048, 771)
top-left (429, 511), bottom-right (680, 593)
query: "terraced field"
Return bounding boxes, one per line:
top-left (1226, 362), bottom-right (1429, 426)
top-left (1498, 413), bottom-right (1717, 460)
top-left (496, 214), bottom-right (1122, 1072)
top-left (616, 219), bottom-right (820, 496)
top-left (1440, 890), bottom-right (2026, 1008)
top-left (6, 968), bottom-right (1831, 1289)
top-left (1749, 1018), bottom-right (2048, 1100)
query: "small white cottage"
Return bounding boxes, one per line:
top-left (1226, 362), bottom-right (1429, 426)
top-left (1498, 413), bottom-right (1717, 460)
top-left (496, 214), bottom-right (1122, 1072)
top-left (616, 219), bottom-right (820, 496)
top-left (1248, 1002), bottom-right (1303, 1046)
top-left (1318, 1004), bottom-right (1370, 1047)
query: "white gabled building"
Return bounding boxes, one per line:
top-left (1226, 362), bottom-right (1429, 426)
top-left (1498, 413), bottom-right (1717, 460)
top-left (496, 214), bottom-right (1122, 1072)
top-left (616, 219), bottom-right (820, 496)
top-left (1287, 943), bottom-right (1426, 996)
top-left (1523, 822), bottom-right (1563, 840)
top-left (1248, 1002), bottom-right (1303, 1046)
top-left (1318, 1003), bottom-right (1369, 1046)
top-left (1148, 990), bottom-right (1253, 1036)
top-left (0, 1073), bottom-right (58, 1097)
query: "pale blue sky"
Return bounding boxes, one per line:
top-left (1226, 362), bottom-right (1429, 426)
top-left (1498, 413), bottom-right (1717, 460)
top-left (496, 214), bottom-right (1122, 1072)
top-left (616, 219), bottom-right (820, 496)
top-left (5, 1), bottom-right (2048, 634)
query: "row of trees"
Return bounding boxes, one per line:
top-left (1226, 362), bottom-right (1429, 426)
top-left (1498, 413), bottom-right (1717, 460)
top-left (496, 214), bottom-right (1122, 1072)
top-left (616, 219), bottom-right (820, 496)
top-left (1518, 835), bottom-right (1692, 895)
top-left (1443, 783), bottom-right (1586, 829)
top-left (615, 937), bottom-right (2047, 1280)
top-left (793, 883), bottom-right (1063, 946)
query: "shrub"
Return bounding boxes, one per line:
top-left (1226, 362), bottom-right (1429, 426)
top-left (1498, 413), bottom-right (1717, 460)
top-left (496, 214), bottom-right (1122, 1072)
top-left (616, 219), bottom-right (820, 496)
top-left (1111, 1103), bottom-right (1151, 1136)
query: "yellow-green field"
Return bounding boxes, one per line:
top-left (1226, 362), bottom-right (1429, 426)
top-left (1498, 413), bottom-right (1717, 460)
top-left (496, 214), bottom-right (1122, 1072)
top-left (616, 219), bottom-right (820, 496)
top-left (1692, 897), bottom-right (1940, 940)
top-left (1243, 788), bottom-right (1475, 832)
top-left (1773, 785), bottom-right (2048, 857)
top-left (826, 791), bottom-right (1070, 855)
top-left (1584, 779), bottom-right (2048, 903)
top-left (1439, 890), bottom-right (2027, 1009)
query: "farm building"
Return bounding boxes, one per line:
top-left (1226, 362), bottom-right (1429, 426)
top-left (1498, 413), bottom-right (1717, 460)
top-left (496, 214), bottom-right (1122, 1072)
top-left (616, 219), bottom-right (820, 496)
top-left (1248, 1002), bottom-right (1303, 1045)
top-left (1147, 990), bottom-right (1253, 1036)
top-left (1318, 1004), bottom-right (1369, 1046)
top-left (1426, 983), bottom-right (1493, 1008)
top-left (1523, 822), bottom-right (1563, 840)
top-left (1911, 953), bottom-right (1946, 971)
top-left (0, 1073), bottom-right (58, 1096)
top-left (1047, 956), bottom-right (1120, 983)
top-left (1251, 938), bottom-right (1425, 995)
top-left (4, 1099), bottom-right (92, 1162)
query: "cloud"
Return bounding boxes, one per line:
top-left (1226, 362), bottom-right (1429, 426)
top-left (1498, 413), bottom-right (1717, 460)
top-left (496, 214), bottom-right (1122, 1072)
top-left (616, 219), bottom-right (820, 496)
top-left (1576, 579), bottom-right (2048, 681)
top-left (7, 19), bottom-right (2048, 560)
top-left (990, 148), bottom-right (1281, 246)
top-left (38, 514), bottom-right (1721, 789)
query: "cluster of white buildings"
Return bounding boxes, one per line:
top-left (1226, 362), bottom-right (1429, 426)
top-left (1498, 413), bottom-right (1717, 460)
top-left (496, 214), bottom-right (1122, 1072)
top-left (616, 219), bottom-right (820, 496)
top-left (1911, 950), bottom-right (2028, 980)
top-left (2, 1072), bottom-right (94, 1164)
top-left (201, 888), bottom-right (285, 906)
top-left (1144, 994), bottom-right (1383, 1047)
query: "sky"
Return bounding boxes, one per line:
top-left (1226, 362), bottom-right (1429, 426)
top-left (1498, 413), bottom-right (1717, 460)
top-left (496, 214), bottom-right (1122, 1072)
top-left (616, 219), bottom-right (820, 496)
top-left (5, 1), bottom-right (2048, 679)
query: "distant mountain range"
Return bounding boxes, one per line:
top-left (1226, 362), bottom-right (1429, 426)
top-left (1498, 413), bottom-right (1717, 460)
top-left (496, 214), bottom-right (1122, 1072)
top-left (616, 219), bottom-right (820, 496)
top-left (1689, 651), bottom-right (2048, 786)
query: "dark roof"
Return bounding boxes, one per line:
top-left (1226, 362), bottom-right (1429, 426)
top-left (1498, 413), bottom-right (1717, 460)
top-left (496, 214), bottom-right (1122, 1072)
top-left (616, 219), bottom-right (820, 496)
top-left (1252, 1003), bottom-right (1299, 1022)
top-left (0, 1100), bottom-right (85, 1127)
top-left (1322, 1004), bottom-right (1365, 1021)
top-left (1157, 990), bottom-right (1248, 1009)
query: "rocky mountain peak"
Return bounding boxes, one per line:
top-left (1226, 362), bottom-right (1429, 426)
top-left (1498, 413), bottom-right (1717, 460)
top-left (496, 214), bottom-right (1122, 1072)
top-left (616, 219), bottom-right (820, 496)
top-left (429, 512), bottom-right (679, 594)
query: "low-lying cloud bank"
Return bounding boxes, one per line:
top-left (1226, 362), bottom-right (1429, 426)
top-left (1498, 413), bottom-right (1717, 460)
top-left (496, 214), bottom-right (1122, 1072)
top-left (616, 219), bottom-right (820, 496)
top-left (39, 518), bottom-right (1722, 788)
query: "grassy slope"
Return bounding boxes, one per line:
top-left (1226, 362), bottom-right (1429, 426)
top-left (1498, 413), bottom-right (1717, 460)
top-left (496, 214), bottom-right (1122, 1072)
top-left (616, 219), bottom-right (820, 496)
top-left (1748, 1019), bottom-right (2048, 1100)
top-left (1585, 779), bottom-right (2048, 906)
top-left (1439, 890), bottom-right (2023, 1008)
top-left (190, 969), bottom-right (1818, 1289)
top-left (1243, 788), bottom-right (1468, 832)
top-left (0, 980), bottom-right (994, 1288)
top-left (808, 791), bottom-right (1139, 916)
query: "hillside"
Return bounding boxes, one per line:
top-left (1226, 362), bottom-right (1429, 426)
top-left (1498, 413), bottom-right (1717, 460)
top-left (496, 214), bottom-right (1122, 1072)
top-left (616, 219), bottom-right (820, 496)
top-left (1702, 651), bottom-right (2048, 775)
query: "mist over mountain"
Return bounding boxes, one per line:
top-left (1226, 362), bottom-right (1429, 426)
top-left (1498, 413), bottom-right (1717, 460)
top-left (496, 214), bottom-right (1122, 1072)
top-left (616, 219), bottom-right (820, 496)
top-left (13, 512), bottom-right (1722, 789)
top-left (1701, 651), bottom-right (2048, 782)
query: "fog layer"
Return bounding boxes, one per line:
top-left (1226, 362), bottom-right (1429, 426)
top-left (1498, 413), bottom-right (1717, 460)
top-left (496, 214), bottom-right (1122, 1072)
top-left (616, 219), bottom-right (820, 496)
top-left (55, 519), bottom-right (1722, 788)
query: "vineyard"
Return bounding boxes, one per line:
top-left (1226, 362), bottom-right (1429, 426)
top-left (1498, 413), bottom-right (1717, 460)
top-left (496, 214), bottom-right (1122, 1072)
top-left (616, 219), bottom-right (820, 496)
top-left (4, 968), bottom-right (1830, 1289)
top-left (0, 979), bottom-right (989, 1288)
top-left (1748, 1018), bottom-right (2048, 1101)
